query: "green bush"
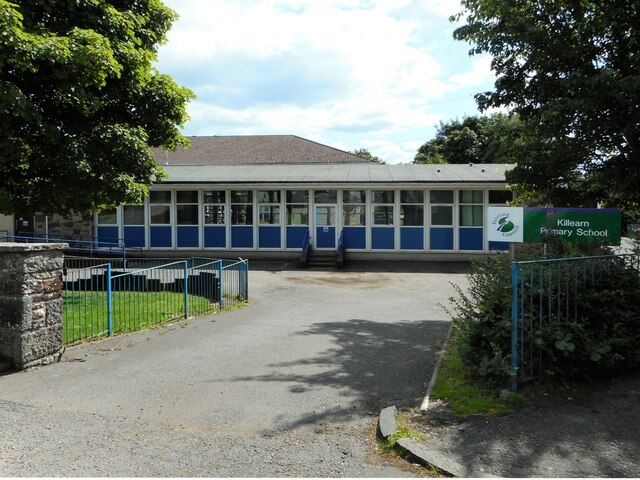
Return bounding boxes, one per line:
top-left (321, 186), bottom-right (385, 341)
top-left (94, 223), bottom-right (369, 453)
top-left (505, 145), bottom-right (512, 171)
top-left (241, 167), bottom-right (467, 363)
top-left (450, 245), bottom-right (640, 383)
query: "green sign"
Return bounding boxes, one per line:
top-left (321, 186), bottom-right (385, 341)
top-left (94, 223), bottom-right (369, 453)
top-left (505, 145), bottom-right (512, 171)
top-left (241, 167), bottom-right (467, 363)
top-left (523, 208), bottom-right (621, 246)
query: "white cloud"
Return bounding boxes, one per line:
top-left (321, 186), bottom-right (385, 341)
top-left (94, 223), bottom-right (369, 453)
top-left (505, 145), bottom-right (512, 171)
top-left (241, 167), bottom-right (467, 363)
top-left (157, 0), bottom-right (492, 164)
top-left (448, 55), bottom-right (494, 88)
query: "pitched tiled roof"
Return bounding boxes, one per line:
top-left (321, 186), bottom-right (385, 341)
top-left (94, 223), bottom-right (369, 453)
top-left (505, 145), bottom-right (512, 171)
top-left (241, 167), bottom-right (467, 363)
top-left (151, 135), bottom-right (375, 166)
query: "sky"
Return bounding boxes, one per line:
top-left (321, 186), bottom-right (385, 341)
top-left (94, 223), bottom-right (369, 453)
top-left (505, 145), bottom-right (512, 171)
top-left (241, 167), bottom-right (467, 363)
top-left (155, 0), bottom-right (497, 164)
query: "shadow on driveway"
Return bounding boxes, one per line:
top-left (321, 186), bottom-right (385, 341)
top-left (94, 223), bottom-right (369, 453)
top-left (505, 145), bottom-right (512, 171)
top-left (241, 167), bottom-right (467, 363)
top-left (232, 318), bottom-right (450, 431)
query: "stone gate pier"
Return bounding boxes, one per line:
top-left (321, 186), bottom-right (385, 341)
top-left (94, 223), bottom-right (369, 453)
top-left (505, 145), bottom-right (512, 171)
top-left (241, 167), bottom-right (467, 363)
top-left (0, 242), bottom-right (67, 370)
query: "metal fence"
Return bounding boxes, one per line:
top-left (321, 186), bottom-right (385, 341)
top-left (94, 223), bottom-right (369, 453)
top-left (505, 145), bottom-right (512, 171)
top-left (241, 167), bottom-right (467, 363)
top-left (510, 253), bottom-right (640, 390)
top-left (63, 257), bottom-right (249, 345)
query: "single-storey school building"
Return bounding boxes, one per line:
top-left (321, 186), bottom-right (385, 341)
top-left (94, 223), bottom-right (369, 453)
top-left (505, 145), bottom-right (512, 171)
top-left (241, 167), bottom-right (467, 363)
top-left (95, 135), bottom-right (512, 260)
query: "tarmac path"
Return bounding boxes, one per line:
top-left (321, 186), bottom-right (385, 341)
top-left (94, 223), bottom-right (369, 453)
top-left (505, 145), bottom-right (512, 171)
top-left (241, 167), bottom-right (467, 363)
top-left (0, 262), bottom-right (467, 477)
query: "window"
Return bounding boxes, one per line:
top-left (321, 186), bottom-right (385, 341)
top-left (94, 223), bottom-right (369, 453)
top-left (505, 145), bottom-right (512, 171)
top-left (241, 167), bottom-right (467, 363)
top-left (372, 190), bottom-right (394, 225)
top-left (286, 190), bottom-right (309, 225)
top-left (176, 190), bottom-right (198, 225)
top-left (430, 190), bottom-right (453, 226)
top-left (231, 190), bottom-right (253, 225)
top-left (204, 190), bottom-right (225, 225)
top-left (459, 190), bottom-right (483, 227)
top-left (150, 191), bottom-right (171, 225)
top-left (97, 208), bottom-right (117, 225)
top-left (314, 189), bottom-right (337, 203)
top-left (123, 205), bottom-right (144, 225)
top-left (343, 190), bottom-right (366, 226)
top-left (258, 190), bottom-right (281, 225)
top-left (401, 190), bottom-right (424, 226)
top-left (489, 190), bottom-right (512, 204)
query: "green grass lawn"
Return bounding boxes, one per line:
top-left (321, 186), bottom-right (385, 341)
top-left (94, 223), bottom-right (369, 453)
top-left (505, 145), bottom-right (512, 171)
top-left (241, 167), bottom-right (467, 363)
top-left (63, 290), bottom-right (214, 344)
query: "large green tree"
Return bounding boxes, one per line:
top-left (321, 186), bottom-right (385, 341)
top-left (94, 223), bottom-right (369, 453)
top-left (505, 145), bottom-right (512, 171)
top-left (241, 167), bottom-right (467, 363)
top-left (453, 0), bottom-right (640, 209)
top-left (413, 113), bottom-right (523, 164)
top-left (0, 0), bottom-right (194, 215)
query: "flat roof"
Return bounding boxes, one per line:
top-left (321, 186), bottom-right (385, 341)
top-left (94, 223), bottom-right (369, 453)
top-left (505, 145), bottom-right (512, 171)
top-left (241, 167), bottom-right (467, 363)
top-left (157, 163), bottom-right (510, 185)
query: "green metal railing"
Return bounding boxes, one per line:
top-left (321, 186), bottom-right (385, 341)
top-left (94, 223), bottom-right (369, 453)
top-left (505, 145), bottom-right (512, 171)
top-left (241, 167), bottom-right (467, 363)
top-left (511, 253), bottom-right (640, 390)
top-left (63, 257), bottom-right (249, 345)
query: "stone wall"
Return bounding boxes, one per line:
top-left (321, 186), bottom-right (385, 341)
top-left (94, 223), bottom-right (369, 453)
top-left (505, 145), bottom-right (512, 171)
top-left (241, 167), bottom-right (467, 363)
top-left (33, 212), bottom-right (94, 240)
top-left (0, 243), bottom-right (66, 370)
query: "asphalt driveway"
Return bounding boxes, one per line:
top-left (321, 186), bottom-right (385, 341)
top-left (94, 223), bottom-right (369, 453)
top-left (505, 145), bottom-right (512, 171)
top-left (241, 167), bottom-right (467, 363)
top-left (0, 262), bottom-right (468, 477)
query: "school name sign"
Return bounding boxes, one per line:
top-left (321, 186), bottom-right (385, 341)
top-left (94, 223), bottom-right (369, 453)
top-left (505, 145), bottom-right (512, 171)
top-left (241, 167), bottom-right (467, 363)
top-left (488, 207), bottom-right (622, 245)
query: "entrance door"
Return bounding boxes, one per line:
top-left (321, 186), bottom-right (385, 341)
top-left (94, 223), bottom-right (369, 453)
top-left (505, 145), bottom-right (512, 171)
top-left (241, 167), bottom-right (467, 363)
top-left (314, 205), bottom-right (336, 249)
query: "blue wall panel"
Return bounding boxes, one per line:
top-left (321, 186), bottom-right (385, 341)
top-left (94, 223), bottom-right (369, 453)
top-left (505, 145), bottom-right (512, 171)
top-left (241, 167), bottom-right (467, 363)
top-left (400, 228), bottom-right (424, 250)
top-left (316, 226), bottom-right (336, 249)
top-left (430, 228), bottom-right (453, 250)
top-left (459, 227), bottom-right (483, 251)
top-left (489, 241), bottom-right (510, 251)
top-left (123, 226), bottom-right (145, 248)
top-left (231, 226), bottom-right (253, 248)
top-left (177, 226), bottom-right (199, 248)
top-left (97, 226), bottom-right (119, 244)
top-left (343, 227), bottom-right (366, 249)
top-left (372, 227), bottom-right (394, 250)
top-left (259, 226), bottom-right (281, 248)
top-left (286, 226), bottom-right (308, 249)
top-left (204, 226), bottom-right (226, 248)
top-left (150, 226), bottom-right (172, 248)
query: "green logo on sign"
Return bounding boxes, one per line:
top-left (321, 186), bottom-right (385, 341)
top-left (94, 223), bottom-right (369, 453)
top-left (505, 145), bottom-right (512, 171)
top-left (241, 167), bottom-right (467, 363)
top-left (497, 215), bottom-right (515, 233)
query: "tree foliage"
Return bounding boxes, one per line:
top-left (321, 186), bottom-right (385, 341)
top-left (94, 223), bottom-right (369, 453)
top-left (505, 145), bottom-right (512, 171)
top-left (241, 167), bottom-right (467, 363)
top-left (353, 148), bottom-right (385, 164)
top-left (0, 0), bottom-right (194, 215)
top-left (413, 113), bottom-right (523, 164)
top-left (453, 0), bottom-right (640, 209)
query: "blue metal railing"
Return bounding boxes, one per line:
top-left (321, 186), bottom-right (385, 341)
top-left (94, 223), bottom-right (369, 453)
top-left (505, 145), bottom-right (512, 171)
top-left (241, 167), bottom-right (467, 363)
top-left (1, 234), bottom-right (126, 259)
top-left (300, 229), bottom-right (311, 267)
top-left (510, 253), bottom-right (640, 390)
top-left (63, 257), bottom-right (249, 345)
top-left (337, 229), bottom-right (345, 268)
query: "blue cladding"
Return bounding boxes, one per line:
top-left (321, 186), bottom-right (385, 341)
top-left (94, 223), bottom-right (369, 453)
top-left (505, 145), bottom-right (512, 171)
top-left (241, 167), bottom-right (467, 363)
top-left (430, 228), bottom-right (453, 250)
top-left (401, 228), bottom-right (424, 250)
top-left (150, 226), bottom-right (172, 248)
top-left (489, 241), bottom-right (510, 251)
top-left (97, 226), bottom-right (119, 244)
top-left (344, 227), bottom-right (366, 249)
top-left (286, 226), bottom-right (308, 249)
top-left (231, 226), bottom-right (253, 248)
top-left (259, 226), bottom-right (281, 248)
top-left (177, 226), bottom-right (199, 248)
top-left (316, 227), bottom-right (336, 248)
top-left (459, 228), bottom-right (483, 250)
top-left (123, 226), bottom-right (145, 248)
top-left (372, 228), bottom-right (394, 249)
top-left (204, 226), bottom-right (226, 248)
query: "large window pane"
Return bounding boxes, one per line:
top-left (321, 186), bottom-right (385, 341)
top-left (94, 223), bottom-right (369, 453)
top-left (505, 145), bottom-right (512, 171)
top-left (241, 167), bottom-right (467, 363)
top-left (286, 190), bottom-right (308, 203)
top-left (401, 205), bottom-right (424, 226)
top-left (150, 191), bottom-right (171, 203)
top-left (401, 190), bottom-right (424, 203)
top-left (372, 190), bottom-right (394, 203)
top-left (97, 209), bottom-right (117, 225)
top-left (176, 191), bottom-right (198, 203)
top-left (231, 190), bottom-right (253, 203)
top-left (489, 190), bottom-right (512, 204)
top-left (204, 190), bottom-right (225, 203)
top-left (430, 190), bottom-right (453, 204)
top-left (460, 190), bottom-right (483, 203)
top-left (315, 206), bottom-right (336, 226)
top-left (373, 206), bottom-right (394, 225)
top-left (343, 205), bottom-right (366, 226)
top-left (231, 205), bottom-right (253, 225)
top-left (177, 205), bottom-right (198, 225)
top-left (150, 205), bottom-right (170, 224)
top-left (343, 190), bottom-right (366, 203)
top-left (287, 205), bottom-right (309, 225)
top-left (204, 205), bottom-right (225, 224)
top-left (459, 205), bottom-right (483, 226)
top-left (259, 205), bottom-right (281, 224)
top-left (314, 190), bottom-right (337, 203)
top-left (123, 205), bottom-right (144, 225)
top-left (258, 190), bottom-right (280, 203)
top-left (431, 205), bottom-right (452, 225)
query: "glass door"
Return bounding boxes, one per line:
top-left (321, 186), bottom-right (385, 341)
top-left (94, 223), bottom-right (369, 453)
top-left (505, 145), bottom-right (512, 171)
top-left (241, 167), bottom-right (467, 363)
top-left (314, 205), bottom-right (336, 249)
